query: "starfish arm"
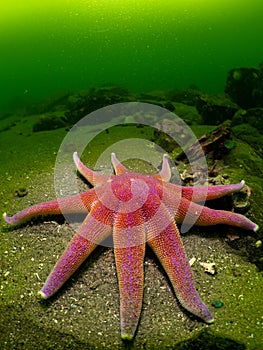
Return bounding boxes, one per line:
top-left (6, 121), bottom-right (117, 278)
top-left (152, 154), bottom-right (171, 182)
top-left (4, 200), bottom-right (62, 225)
top-left (3, 189), bottom-right (99, 226)
top-left (147, 219), bottom-right (214, 323)
top-left (39, 210), bottom-right (112, 299)
top-left (111, 152), bottom-right (129, 175)
top-left (175, 197), bottom-right (259, 231)
top-left (114, 243), bottom-right (145, 340)
top-left (73, 152), bottom-right (112, 186)
top-left (113, 215), bottom-right (146, 340)
top-left (180, 180), bottom-right (245, 202)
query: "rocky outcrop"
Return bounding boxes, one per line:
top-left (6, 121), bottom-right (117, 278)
top-left (225, 65), bottom-right (263, 109)
top-left (232, 108), bottom-right (263, 134)
top-left (195, 94), bottom-right (238, 125)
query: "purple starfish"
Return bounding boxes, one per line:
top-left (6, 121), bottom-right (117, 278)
top-left (4, 153), bottom-right (258, 340)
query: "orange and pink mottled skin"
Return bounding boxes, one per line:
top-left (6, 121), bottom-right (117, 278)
top-left (4, 153), bottom-right (259, 340)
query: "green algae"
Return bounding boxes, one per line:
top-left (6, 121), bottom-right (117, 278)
top-left (232, 123), bottom-right (263, 151)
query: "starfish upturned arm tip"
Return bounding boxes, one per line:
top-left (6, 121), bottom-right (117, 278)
top-left (4, 212), bottom-right (25, 226)
top-left (73, 151), bottom-right (112, 186)
top-left (159, 153), bottom-right (171, 182)
top-left (111, 152), bottom-right (129, 175)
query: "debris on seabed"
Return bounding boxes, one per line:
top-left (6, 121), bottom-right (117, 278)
top-left (199, 262), bottom-right (216, 275)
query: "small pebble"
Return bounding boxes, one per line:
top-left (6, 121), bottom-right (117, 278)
top-left (255, 240), bottom-right (262, 248)
top-left (189, 257), bottom-right (196, 266)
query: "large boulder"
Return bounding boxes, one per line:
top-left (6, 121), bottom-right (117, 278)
top-left (165, 86), bottom-right (201, 106)
top-left (195, 94), bottom-right (238, 125)
top-left (32, 114), bottom-right (67, 132)
top-left (232, 108), bottom-right (263, 134)
top-left (225, 66), bottom-right (263, 109)
top-left (232, 123), bottom-right (263, 157)
top-left (65, 85), bottom-right (135, 125)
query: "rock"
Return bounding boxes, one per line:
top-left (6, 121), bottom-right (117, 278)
top-left (232, 184), bottom-right (251, 214)
top-left (225, 66), bottom-right (263, 109)
top-left (163, 101), bottom-right (175, 112)
top-left (28, 92), bottom-right (70, 114)
top-left (32, 114), bottom-right (66, 132)
top-left (67, 94), bottom-right (83, 109)
top-left (138, 89), bottom-right (166, 101)
top-left (232, 108), bottom-right (263, 134)
top-left (232, 123), bottom-right (263, 158)
top-left (65, 85), bottom-right (135, 125)
top-left (165, 86), bottom-right (201, 106)
top-left (173, 102), bottom-right (203, 125)
top-left (195, 94), bottom-right (238, 125)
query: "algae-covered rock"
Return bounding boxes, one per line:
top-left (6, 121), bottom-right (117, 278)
top-left (65, 85), bottom-right (135, 125)
top-left (225, 66), bottom-right (263, 109)
top-left (165, 86), bottom-right (201, 106)
top-left (195, 94), bottom-right (238, 125)
top-left (232, 123), bottom-right (263, 157)
top-left (32, 114), bottom-right (66, 132)
top-left (232, 108), bottom-right (263, 134)
top-left (28, 92), bottom-right (70, 114)
top-left (172, 102), bottom-right (203, 125)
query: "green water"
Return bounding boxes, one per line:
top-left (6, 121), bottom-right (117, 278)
top-left (0, 0), bottom-right (263, 113)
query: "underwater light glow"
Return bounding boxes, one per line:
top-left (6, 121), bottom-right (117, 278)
top-left (0, 0), bottom-right (263, 113)
top-left (1, 0), bottom-right (262, 29)
top-left (1, 0), bottom-right (261, 43)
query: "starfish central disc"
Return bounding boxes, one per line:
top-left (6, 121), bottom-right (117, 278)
top-left (94, 173), bottom-right (164, 219)
top-left (112, 176), bottom-right (149, 208)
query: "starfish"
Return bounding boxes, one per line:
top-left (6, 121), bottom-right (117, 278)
top-left (4, 152), bottom-right (258, 340)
